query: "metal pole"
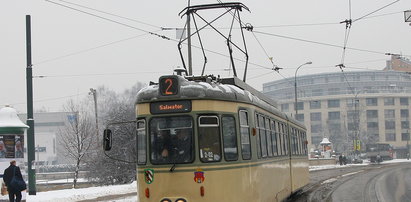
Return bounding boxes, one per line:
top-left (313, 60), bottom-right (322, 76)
top-left (26, 15), bottom-right (36, 195)
top-left (294, 62), bottom-right (312, 116)
top-left (187, 1), bottom-right (193, 75)
top-left (89, 88), bottom-right (99, 138)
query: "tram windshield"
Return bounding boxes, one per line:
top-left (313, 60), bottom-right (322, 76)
top-left (150, 116), bottom-right (193, 164)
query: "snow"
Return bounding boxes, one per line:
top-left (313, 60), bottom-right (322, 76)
top-left (0, 106), bottom-right (29, 128)
top-left (0, 181), bottom-right (137, 202)
top-left (0, 159), bottom-right (407, 202)
top-left (309, 158), bottom-right (411, 171)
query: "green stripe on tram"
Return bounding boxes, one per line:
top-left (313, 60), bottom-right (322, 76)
top-left (137, 156), bottom-right (307, 173)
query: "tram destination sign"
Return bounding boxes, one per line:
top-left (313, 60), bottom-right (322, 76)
top-left (150, 100), bottom-right (192, 114)
top-left (159, 75), bottom-right (179, 96)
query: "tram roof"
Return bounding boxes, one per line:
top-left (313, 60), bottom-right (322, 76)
top-left (137, 75), bottom-right (305, 128)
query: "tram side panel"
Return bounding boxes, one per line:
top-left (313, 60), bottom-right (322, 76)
top-left (289, 126), bottom-right (309, 192)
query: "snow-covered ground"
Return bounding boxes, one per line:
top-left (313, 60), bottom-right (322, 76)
top-left (0, 159), bottom-right (408, 202)
top-left (309, 158), bottom-right (411, 171)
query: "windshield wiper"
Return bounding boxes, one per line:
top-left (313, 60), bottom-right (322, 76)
top-left (170, 163), bottom-right (176, 172)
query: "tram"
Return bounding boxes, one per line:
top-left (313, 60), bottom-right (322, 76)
top-left (103, 2), bottom-right (309, 201)
top-left (104, 74), bottom-right (309, 202)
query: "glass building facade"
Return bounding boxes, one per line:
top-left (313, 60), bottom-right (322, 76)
top-left (263, 70), bottom-right (411, 155)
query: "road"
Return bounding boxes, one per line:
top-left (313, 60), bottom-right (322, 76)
top-left (331, 162), bottom-right (411, 202)
top-left (291, 161), bottom-right (411, 202)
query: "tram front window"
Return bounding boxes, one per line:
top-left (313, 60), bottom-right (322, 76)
top-left (150, 116), bottom-right (193, 164)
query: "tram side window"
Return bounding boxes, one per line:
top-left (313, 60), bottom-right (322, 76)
top-left (297, 130), bottom-right (300, 155)
top-left (270, 120), bottom-right (278, 156)
top-left (137, 120), bottom-right (146, 165)
top-left (294, 129), bottom-right (298, 155)
top-left (265, 118), bottom-right (273, 157)
top-left (298, 131), bottom-right (304, 155)
top-left (199, 116), bottom-right (222, 162)
top-left (239, 110), bottom-right (252, 160)
top-left (303, 133), bottom-right (307, 154)
top-left (222, 116), bottom-right (238, 161)
top-left (282, 124), bottom-right (288, 155)
top-left (290, 128), bottom-right (294, 155)
top-left (150, 116), bottom-right (194, 164)
top-left (277, 122), bottom-right (283, 156)
top-left (255, 114), bottom-right (261, 158)
top-left (257, 114), bottom-right (268, 158)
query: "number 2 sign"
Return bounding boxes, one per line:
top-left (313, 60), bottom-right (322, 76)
top-left (159, 76), bottom-right (179, 96)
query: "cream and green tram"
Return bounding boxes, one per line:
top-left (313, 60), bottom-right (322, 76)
top-left (134, 75), bottom-right (309, 202)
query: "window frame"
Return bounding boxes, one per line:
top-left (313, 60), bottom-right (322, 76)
top-left (221, 115), bottom-right (238, 161)
top-left (137, 119), bottom-right (147, 165)
top-left (239, 110), bottom-right (252, 160)
top-left (198, 115), bottom-right (222, 163)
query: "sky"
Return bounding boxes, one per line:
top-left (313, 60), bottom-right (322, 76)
top-left (1, 0), bottom-right (411, 113)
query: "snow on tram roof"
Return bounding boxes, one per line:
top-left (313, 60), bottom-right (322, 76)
top-left (136, 75), bottom-right (302, 127)
top-left (137, 75), bottom-right (252, 104)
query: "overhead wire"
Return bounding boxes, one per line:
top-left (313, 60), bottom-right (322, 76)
top-left (46, 0), bottom-right (275, 72)
top-left (252, 30), bottom-right (386, 55)
top-left (353, 0), bottom-right (401, 23)
top-left (46, 0), bottom-right (405, 83)
top-left (45, 0), bottom-right (171, 40)
top-left (6, 92), bottom-right (89, 106)
top-left (33, 71), bottom-right (165, 78)
top-left (337, 0), bottom-right (400, 98)
top-left (59, 0), bottom-right (162, 29)
top-left (34, 32), bottom-right (154, 65)
top-left (216, 0), bottom-right (283, 74)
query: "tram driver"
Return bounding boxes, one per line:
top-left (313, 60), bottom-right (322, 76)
top-left (159, 129), bottom-right (192, 163)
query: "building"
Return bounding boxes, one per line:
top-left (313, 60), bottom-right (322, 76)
top-left (263, 70), bottom-right (411, 157)
top-left (384, 55), bottom-right (411, 72)
top-left (18, 112), bottom-right (76, 165)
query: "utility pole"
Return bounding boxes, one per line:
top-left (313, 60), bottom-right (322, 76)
top-left (26, 15), bottom-right (36, 195)
top-left (186, 0), bottom-right (193, 75)
top-left (89, 88), bottom-right (98, 139)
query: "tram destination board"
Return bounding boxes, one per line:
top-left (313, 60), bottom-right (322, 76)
top-left (150, 100), bottom-right (192, 114)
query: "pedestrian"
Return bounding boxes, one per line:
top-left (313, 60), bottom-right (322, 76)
top-left (342, 155), bottom-right (347, 165)
top-left (3, 160), bottom-right (23, 202)
top-left (339, 155), bottom-right (343, 165)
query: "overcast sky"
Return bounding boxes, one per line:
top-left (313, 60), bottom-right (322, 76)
top-left (1, 0), bottom-right (411, 113)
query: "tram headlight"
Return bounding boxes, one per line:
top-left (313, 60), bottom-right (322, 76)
top-left (175, 199), bottom-right (187, 202)
top-left (161, 199), bottom-right (172, 202)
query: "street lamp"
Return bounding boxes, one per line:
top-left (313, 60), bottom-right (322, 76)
top-left (294, 61), bottom-right (312, 116)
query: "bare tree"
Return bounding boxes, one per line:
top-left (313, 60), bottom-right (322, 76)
top-left (84, 82), bottom-right (144, 185)
top-left (58, 99), bottom-right (95, 188)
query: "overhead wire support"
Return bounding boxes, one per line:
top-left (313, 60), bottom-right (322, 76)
top-left (214, 1), bottom-right (280, 78)
top-left (178, 2), bottom-right (250, 79)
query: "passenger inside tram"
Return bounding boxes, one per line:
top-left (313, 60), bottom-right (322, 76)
top-left (158, 128), bottom-right (193, 163)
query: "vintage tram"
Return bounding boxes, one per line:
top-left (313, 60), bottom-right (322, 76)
top-left (103, 2), bottom-right (309, 201)
top-left (109, 74), bottom-right (310, 202)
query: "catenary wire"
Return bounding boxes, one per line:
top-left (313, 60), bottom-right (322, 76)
top-left (45, 0), bottom-right (171, 40)
top-left (34, 32), bottom-right (153, 65)
top-left (59, 0), bottom-right (162, 29)
top-left (353, 0), bottom-right (400, 22)
top-left (252, 30), bottom-right (387, 55)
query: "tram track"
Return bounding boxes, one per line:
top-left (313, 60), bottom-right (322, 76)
top-left (290, 163), bottom-right (404, 202)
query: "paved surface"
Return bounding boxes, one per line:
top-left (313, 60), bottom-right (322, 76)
top-left (290, 161), bottom-right (411, 202)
